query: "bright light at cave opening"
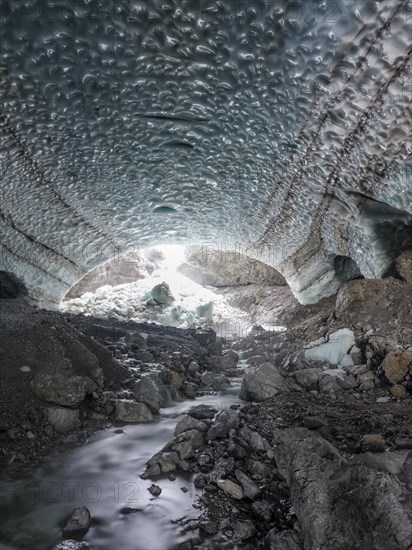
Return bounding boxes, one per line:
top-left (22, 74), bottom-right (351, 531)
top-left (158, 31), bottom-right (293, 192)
top-left (62, 244), bottom-right (253, 334)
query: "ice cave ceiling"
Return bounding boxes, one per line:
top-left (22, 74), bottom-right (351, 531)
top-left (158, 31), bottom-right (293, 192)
top-left (0, 0), bottom-right (411, 307)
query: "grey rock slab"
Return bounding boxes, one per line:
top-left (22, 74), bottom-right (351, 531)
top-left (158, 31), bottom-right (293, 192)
top-left (290, 368), bottom-right (324, 391)
top-left (216, 479), bottom-right (244, 500)
top-left (132, 378), bottom-right (162, 413)
top-left (47, 407), bottom-right (81, 434)
top-left (174, 415), bottom-right (208, 436)
top-left (31, 373), bottom-right (87, 407)
top-left (240, 362), bottom-right (296, 401)
top-left (273, 427), bottom-right (412, 550)
top-left (114, 400), bottom-right (153, 423)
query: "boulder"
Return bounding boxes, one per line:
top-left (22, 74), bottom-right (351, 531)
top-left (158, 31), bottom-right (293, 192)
top-left (47, 407), bottom-right (81, 433)
top-left (146, 450), bottom-right (180, 473)
top-left (62, 507), bottom-right (91, 537)
top-left (273, 428), bottom-right (412, 549)
top-left (174, 415), bottom-right (208, 435)
top-left (201, 371), bottom-right (229, 390)
top-left (235, 520), bottom-right (256, 540)
top-left (114, 400), bottom-right (153, 423)
top-left (396, 250), bottom-right (412, 283)
top-left (31, 373), bottom-right (87, 407)
top-left (235, 469), bottom-right (261, 500)
top-left (290, 368), bottom-right (323, 390)
top-left (240, 363), bottom-right (295, 401)
top-left (216, 479), bottom-right (244, 500)
top-left (209, 457), bottom-right (235, 482)
top-left (361, 434), bottom-right (386, 453)
top-left (132, 378), bottom-right (162, 412)
top-left (164, 429), bottom-right (205, 460)
top-left (390, 385), bottom-right (408, 399)
top-left (357, 370), bottom-right (375, 390)
top-left (207, 409), bottom-right (240, 440)
top-left (188, 404), bottom-right (217, 420)
top-left (382, 352), bottom-right (412, 384)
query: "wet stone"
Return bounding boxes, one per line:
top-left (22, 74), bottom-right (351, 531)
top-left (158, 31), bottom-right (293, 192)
top-left (62, 506), bottom-right (91, 537)
top-left (148, 484), bottom-right (162, 497)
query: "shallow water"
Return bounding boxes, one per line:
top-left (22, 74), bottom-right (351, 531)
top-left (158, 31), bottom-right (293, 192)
top-left (0, 385), bottom-right (243, 550)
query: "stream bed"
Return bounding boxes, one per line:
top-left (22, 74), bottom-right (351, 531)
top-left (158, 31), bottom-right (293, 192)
top-left (0, 381), bottom-right (244, 550)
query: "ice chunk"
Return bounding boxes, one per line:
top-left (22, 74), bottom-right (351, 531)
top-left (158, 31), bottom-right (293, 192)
top-left (305, 329), bottom-right (355, 365)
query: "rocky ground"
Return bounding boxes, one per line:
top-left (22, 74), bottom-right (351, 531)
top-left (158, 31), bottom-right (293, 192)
top-left (0, 251), bottom-right (411, 550)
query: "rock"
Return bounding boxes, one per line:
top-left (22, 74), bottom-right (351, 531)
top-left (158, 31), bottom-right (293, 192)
top-left (201, 371), bottom-right (229, 390)
top-left (90, 390), bottom-right (116, 416)
top-left (132, 378), bottom-right (162, 412)
top-left (216, 479), bottom-right (244, 500)
top-left (209, 457), bottom-right (235, 483)
top-left (346, 364), bottom-right (368, 376)
top-left (148, 484), bottom-right (162, 496)
top-left (53, 541), bottom-right (92, 550)
top-left (235, 520), bottom-right (256, 540)
top-left (247, 355), bottom-right (267, 366)
top-left (148, 282), bottom-right (174, 305)
top-left (174, 415), bottom-right (208, 435)
top-left (291, 368), bottom-right (323, 391)
top-left (390, 385), bottom-right (408, 399)
top-left (62, 506), bottom-right (91, 537)
top-left (352, 450), bottom-right (410, 475)
top-left (165, 429), bottom-right (205, 460)
top-left (265, 529), bottom-right (301, 550)
top-left (247, 459), bottom-right (272, 480)
top-left (146, 451), bottom-right (180, 473)
top-left (194, 473), bottom-right (208, 488)
top-left (31, 373), bottom-right (87, 407)
top-left (249, 432), bottom-right (271, 453)
top-left (47, 407), bottom-right (81, 433)
top-left (320, 374), bottom-right (350, 393)
top-left (240, 363), bottom-right (295, 401)
top-left (192, 328), bottom-right (216, 346)
top-left (228, 438), bottom-right (248, 459)
top-left (168, 371), bottom-right (183, 390)
top-left (219, 355), bottom-right (237, 369)
top-left (207, 409), bottom-right (240, 440)
top-left (303, 416), bottom-right (329, 430)
top-left (361, 434), bottom-right (386, 453)
top-left (357, 370), bottom-right (375, 390)
top-left (120, 506), bottom-right (142, 514)
top-left (235, 470), bottom-right (261, 500)
top-left (199, 520), bottom-right (219, 534)
top-left (252, 500), bottom-right (272, 521)
top-left (382, 352), bottom-right (412, 384)
top-left (188, 404), bottom-right (217, 420)
top-left (114, 400), bottom-right (153, 423)
top-left (183, 382), bottom-right (197, 398)
top-left (273, 427), bottom-right (412, 549)
top-left (349, 345), bottom-right (363, 365)
top-left (139, 464), bottom-right (161, 479)
top-left (304, 328), bottom-right (355, 365)
top-left (396, 250), bottom-right (412, 283)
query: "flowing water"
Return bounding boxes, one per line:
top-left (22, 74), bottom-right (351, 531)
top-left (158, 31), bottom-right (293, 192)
top-left (0, 370), bottom-right (247, 550)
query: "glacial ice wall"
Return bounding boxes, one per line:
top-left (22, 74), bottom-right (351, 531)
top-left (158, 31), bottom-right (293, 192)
top-left (0, 0), bottom-right (411, 307)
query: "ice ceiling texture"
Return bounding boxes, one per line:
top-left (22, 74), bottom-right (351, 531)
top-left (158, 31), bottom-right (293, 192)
top-left (0, 0), bottom-right (411, 308)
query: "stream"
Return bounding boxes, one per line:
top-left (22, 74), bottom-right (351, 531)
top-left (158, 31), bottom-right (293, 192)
top-left (0, 364), bottom-right (247, 550)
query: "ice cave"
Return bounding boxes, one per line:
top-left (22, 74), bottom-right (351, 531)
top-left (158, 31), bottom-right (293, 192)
top-left (0, 1), bottom-right (412, 550)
